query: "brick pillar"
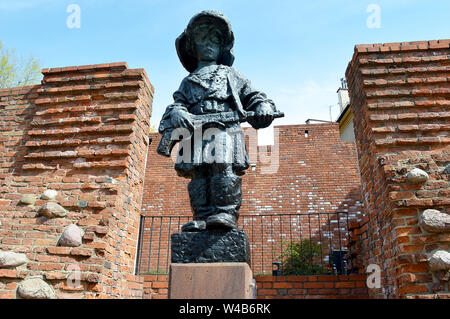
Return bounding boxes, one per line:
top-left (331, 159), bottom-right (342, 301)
top-left (0, 62), bottom-right (153, 298)
top-left (346, 40), bottom-right (450, 298)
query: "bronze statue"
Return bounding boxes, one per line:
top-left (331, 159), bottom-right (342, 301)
top-left (158, 10), bottom-right (283, 233)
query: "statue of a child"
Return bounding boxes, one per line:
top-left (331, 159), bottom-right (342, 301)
top-left (158, 10), bottom-right (281, 231)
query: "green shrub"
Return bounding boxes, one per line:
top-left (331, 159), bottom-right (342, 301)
top-left (278, 239), bottom-right (328, 275)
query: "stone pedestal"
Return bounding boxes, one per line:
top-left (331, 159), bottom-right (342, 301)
top-left (169, 262), bottom-right (254, 299)
top-left (171, 229), bottom-right (250, 264)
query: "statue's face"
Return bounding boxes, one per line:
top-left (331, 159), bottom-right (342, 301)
top-left (193, 26), bottom-right (222, 62)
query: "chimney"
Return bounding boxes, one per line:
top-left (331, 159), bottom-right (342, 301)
top-left (337, 78), bottom-right (350, 113)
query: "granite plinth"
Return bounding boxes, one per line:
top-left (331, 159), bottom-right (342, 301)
top-left (169, 262), bottom-right (254, 299)
top-left (171, 229), bottom-right (250, 264)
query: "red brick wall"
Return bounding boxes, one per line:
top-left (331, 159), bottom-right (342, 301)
top-left (138, 123), bottom-right (363, 275)
top-left (256, 274), bottom-right (368, 299)
top-left (0, 62), bottom-right (153, 298)
top-left (143, 274), bottom-right (169, 299)
top-left (143, 274), bottom-right (369, 300)
top-left (346, 39), bottom-right (450, 298)
top-left (142, 123), bottom-right (362, 218)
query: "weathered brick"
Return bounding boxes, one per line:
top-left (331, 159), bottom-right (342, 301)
top-left (0, 269), bottom-right (25, 279)
top-left (45, 271), bottom-right (68, 280)
top-left (47, 247), bottom-right (71, 255)
top-left (70, 248), bottom-right (93, 257)
top-left (398, 285), bottom-right (429, 295)
top-left (38, 263), bottom-right (64, 271)
top-left (273, 282), bottom-right (293, 289)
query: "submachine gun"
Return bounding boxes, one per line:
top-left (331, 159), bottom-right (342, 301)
top-left (156, 110), bottom-right (284, 157)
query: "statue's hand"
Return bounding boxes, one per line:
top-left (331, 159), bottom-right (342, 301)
top-left (254, 102), bottom-right (274, 128)
top-left (171, 109), bottom-right (194, 130)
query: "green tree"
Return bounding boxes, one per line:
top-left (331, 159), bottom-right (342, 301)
top-left (149, 124), bottom-right (158, 132)
top-left (0, 40), bottom-right (41, 89)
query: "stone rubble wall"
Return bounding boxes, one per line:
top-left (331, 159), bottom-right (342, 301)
top-left (0, 62), bottom-right (153, 298)
top-left (346, 39), bottom-right (450, 299)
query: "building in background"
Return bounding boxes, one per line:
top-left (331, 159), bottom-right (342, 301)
top-left (335, 78), bottom-right (355, 143)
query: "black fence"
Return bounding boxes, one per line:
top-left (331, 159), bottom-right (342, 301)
top-left (135, 212), bottom-right (354, 276)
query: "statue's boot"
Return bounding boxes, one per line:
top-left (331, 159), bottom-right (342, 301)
top-left (181, 220), bottom-right (206, 232)
top-left (181, 177), bottom-right (211, 232)
top-left (206, 212), bottom-right (237, 230)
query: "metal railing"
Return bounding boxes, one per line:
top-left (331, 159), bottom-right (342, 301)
top-left (135, 212), bottom-right (354, 276)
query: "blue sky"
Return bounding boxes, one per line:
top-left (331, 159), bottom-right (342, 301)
top-left (1, 0), bottom-right (449, 144)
